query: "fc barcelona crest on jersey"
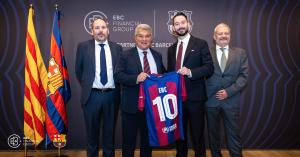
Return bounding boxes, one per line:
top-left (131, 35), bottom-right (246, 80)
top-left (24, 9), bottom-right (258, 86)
top-left (53, 134), bottom-right (67, 148)
top-left (166, 10), bottom-right (194, 35)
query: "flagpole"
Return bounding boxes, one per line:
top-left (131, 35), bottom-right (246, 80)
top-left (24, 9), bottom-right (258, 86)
top-left (54, 4), bottom-right (61, 157)
top-left (24, 4), bottom-right (33, 156)
top-left (50, 3), bottom-right (69, 156)
top-left (55, 5), bottom-right (59, 157)
top-left (24, 138), bottom-right (27, 157)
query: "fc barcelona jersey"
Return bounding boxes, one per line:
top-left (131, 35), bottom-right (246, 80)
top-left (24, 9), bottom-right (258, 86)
top-left (138, 72), bottom-right (187, 146)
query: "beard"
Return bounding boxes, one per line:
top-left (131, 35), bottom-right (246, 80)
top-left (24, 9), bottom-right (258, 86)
top-left (94, 33), bottom-right (107, 41)
top-left (175, 28), bottom-right (189, 36)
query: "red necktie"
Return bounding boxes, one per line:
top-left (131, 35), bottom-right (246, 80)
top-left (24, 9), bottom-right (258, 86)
top-left (175, 41), bottom-right (183, 71)
top-left (143, 51), bottom-right (151, 74)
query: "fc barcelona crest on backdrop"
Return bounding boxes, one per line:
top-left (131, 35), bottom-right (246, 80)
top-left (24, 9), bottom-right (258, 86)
top-left (166, 10), bottom-right (194, 35)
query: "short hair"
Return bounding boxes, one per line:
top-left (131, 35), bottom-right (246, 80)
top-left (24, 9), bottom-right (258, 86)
top-left (214, 23), bottom-right (231, 33)
top-left (172, 12), bottom-right (188, 25)
top-left (91, 18), bottom-right (109, 29)
top-left (135, 24), bottom-right (152, 36)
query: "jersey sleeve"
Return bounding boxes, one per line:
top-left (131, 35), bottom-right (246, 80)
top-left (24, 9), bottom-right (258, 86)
top-left (180, 75), bottom-right (187, 102)
top-left (138, 83), bottom-right (145, 111)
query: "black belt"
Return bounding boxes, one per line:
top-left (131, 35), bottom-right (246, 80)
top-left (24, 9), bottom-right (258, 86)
top-left (92, 88), bottom-right (114, 93)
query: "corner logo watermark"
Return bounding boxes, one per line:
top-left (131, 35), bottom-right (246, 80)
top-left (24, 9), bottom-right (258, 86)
top-left (7, 134), bottom-right (35, 149)
top-left (7, 134), bottom-right (21, 148)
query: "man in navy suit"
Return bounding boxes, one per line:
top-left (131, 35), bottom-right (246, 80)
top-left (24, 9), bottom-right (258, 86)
top-left (205, 23), bottom-right (248, 157)
top-left (114, 24), bottom-right (165, 157)
top-left (75, 18), bottom-right (122, 157)
top-left (167, 12), bottom-right (214, 157)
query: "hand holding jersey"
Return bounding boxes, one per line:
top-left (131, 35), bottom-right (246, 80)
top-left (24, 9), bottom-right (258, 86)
top-left (137, 72), bottom-right (149, 83)
top-left (177, 67), bottom-right (192, 77)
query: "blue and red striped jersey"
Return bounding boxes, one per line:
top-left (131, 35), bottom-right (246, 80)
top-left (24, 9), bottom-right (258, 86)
top-left (138, 72), bottom-right (187, 146)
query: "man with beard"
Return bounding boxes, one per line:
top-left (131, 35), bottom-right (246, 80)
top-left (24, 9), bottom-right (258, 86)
top-left (167, 12), bottom-right (214, 157)
top-left (205, 23), bottom-right (248, 157)
top-left (75, 18), bottom-right (122, 157)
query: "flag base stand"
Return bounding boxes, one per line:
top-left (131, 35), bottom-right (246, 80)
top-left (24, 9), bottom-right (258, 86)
top-left (57, 147), bottom-right (61, 157)
top-left (23, 143), bottom-right (34, 157)
top-left (53, 147), bottom-right (69, 157)
top-left (24, 142), bottom-right (27, 157)
top-left (52, 134), bottom-right (67, 157)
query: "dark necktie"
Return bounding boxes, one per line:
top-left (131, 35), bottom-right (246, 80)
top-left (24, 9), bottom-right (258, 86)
top-left (99, 44), bottom-right (107, 85)
top-left (143, 51), bottom-right (151, 74)
top-left (175, 41), bottom-right (183, 71)
top-left (220, 47), bottom-right (227, 73)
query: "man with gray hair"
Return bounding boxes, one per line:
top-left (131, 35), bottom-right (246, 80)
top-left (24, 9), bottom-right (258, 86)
top-left (205, 23), bottom-right (248, 157)
top-left (115, 24), bottom-right (165, 157)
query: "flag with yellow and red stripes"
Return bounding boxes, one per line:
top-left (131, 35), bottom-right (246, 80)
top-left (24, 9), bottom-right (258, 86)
top-left (23, 6), bottom-right (48, 146)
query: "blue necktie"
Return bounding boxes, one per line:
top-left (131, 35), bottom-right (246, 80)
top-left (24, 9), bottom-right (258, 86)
top-left (99, 44), bottom-right (107, 85)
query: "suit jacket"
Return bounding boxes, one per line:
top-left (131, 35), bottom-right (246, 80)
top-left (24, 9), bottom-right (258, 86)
top-left (75, 39), bottom-right (123, 104)
top-left (114, 47), bottom-right (166, 113)
top-left (167, 35), bottom-right (214, 101)
top-left (205, 46), bottom-right (248, 108)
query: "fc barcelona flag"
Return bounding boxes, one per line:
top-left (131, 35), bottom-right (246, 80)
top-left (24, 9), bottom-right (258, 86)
top-left (23, 6), bottom-right (48, 146)
top-left (46, 9), bottom-right (71, 143)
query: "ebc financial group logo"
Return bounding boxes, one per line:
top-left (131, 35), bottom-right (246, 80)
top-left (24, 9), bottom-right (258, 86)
top-left (84, 11), bottom-right (108, 35)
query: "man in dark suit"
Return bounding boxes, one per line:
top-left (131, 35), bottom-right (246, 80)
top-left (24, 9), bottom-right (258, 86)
top-left (205, 23), bottom-right (248, 157)
top-left (75, 18), bottom-right (122, 157)
top-left (114, 24), bottom-right (165, 157)
top-left (167, 12), bottom-right (214, 157)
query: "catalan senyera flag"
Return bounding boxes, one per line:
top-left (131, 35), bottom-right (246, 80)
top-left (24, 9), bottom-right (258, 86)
top-left (24, 7), bottom-right (48, 146)
top-left (45, 10), bottom-right (71, 143)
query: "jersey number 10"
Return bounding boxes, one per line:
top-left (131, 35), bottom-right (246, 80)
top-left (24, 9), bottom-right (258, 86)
top-left (152, 94), bottom-right (178, 121)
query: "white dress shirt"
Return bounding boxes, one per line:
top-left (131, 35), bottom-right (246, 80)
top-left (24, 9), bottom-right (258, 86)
top-left (92, 40), bottom-right (115, 88)
top-left (137, 47), bottom-right (158, 74)
top-left (176, 33), bottom-right (191, 68)
top-left (176, 33), bottom-right (192, 77)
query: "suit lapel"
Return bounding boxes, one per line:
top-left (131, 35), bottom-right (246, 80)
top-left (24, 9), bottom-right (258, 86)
top-left (108, 41), bottom-right (117, 68)
top-left (150, 48), bottom-right (162, 73)
top-left (170, 43), bottom-right (177, 70)
top-left (183, 36), bottom-right (195, 65)
top-left (224, 47), bottom-right (234, 72)
top-left (89, 40), bottom-right (96, 70)
top-left (133, 47), bottom-right (143, 73)
top-left (211, 48), bottom-right (222, 74)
